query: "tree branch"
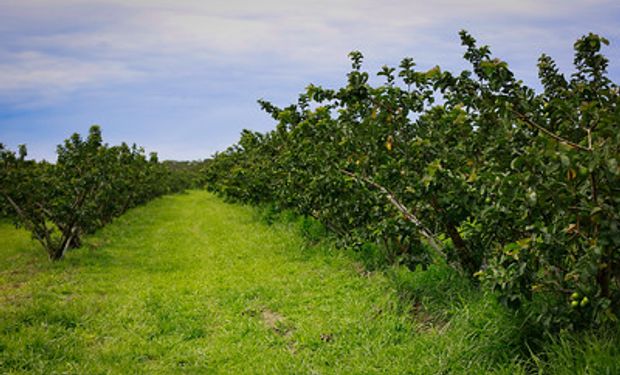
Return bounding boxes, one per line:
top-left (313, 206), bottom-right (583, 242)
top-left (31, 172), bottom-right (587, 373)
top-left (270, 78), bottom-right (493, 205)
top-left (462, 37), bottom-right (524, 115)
top-left (2, 193), bottom-right (52, 251)
top-left (340, 169), bottom-right (448, 263)
top-left (511, 109), bottom-right (591, 152)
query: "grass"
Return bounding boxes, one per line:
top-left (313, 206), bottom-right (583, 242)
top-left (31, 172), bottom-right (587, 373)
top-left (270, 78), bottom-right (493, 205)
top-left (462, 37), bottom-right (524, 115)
top-left (0, 190), bottom-right (619, 373)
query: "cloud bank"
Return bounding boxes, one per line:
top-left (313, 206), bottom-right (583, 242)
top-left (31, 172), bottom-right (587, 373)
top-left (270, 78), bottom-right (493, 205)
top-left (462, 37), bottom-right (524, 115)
top-left (0, 0), bottom-right (618, 160)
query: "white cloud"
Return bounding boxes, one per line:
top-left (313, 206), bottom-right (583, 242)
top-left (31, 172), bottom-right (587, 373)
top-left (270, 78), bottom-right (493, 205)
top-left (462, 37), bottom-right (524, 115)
top-left (0, 0), bottom-right (617, 106)
top-left (0, 51), bottom-right (139, 108)
top-left (0, 52), bottom-right (136, 90)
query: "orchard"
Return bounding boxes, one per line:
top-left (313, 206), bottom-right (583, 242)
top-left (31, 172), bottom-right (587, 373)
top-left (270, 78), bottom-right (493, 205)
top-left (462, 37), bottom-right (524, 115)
top-left (1, 126), bottom-right (194, 260)
top-left (206, 32), bottom-right (620, 330)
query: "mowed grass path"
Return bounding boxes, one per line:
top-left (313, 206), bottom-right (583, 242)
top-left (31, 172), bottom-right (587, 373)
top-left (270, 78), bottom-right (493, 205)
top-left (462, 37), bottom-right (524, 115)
top-left (0, 191), bottom-right (524, 374)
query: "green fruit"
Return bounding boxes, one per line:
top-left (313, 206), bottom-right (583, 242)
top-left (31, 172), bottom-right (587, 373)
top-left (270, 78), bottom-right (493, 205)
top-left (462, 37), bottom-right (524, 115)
top-left (571, 292), bottom-right (579, 300)
top-left (580, 297), bottom-right (589, 307)
top-left (527, 190), bottom-right (537, 205)
top-left (571, 301), bottom-right (579, 308)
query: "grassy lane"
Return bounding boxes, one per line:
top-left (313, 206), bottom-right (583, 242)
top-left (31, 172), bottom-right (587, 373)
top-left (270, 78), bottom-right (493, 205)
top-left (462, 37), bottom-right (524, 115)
top-left (1, 191), bottom-right (618, 374)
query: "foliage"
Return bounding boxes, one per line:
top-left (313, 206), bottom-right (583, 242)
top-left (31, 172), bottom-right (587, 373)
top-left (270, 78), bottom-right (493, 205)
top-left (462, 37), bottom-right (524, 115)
top-left (162, 159), bottom-right (210, 191)
top-left (0, 125), bottom-right (192, 260)
top-left (205, 32), bottom-right (620, 330)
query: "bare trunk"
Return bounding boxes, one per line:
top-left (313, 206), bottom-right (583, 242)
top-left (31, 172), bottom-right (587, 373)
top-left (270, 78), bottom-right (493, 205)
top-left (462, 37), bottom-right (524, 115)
top-left (429, 195), bottom-right (479, 276)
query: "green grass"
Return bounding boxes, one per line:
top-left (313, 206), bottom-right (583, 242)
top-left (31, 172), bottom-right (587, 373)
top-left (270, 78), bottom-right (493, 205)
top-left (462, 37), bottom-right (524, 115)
top-left (1, 190), bottom-right (619, 374)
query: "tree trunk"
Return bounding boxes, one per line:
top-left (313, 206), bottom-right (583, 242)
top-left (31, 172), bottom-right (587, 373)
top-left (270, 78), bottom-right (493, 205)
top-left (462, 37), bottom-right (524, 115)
top-left (429, 195), bottom-right (480, 276)
top-left (444, 221), bottom-right (479, 276)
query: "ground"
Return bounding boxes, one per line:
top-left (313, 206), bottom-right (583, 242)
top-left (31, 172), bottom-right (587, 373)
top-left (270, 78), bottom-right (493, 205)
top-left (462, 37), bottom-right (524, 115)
top-left (0, 191), bottom-right (617, 374)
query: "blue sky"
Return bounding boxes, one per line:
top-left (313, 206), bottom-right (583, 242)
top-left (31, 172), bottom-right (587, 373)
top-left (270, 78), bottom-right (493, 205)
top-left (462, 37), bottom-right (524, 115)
top-left (1, 0), bottom-right (619, 161)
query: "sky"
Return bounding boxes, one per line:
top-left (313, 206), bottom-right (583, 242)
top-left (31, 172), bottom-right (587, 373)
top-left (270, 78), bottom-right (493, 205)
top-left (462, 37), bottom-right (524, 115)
top-left (0, 0), bottom-right (619, 161)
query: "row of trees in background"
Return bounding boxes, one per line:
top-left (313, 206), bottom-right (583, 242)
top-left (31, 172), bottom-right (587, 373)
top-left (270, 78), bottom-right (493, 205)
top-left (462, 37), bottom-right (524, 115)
top-left (205, 32), bottom-right (620, 330)
top-left (0, 126), bottom-right (202, 260)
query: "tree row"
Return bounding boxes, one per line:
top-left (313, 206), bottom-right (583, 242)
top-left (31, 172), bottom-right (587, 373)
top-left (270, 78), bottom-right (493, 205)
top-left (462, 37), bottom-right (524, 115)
top-left (205, 32), bottom-right (620, 330)
top-left (0, 126), bottom-right (196, 260)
